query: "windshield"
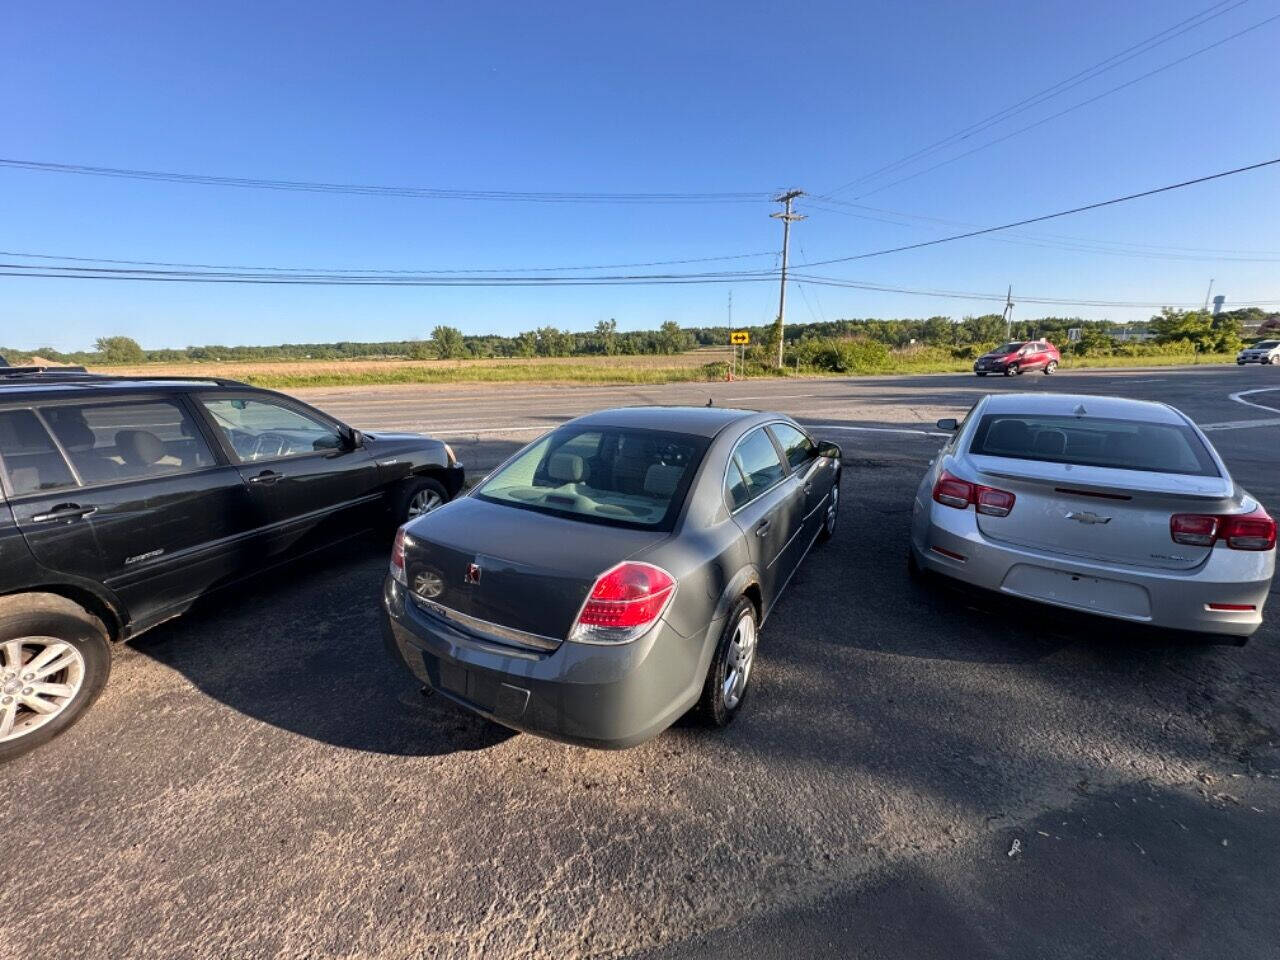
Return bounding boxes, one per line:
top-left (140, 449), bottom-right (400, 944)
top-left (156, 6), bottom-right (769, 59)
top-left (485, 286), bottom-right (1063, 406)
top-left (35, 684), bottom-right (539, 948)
top-left (993, 342), bottom-right (1025, 354)
top-left (475, 425), bottom-right (708, 530)
top-left (1254, 340), bottom-right (1279, 349)
top-left (969, 413), bottom-right (1219, 476)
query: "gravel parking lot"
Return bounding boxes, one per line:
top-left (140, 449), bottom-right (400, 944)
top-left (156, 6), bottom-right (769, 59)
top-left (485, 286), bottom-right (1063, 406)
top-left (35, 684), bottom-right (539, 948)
top-left (6, 366), bottom-right (1279, 959)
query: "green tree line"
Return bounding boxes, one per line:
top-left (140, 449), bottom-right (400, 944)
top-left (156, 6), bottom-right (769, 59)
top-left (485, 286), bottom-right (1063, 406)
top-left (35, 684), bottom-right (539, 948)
top-left (3, 307), bottom-right (1275, 367)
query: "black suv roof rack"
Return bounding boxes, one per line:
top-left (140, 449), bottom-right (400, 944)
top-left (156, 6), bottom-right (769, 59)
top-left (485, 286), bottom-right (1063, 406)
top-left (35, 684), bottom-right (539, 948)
top-left (0, 365), bottom-right (92, 379)
top-left (0, 367), bottom-right (250, 388)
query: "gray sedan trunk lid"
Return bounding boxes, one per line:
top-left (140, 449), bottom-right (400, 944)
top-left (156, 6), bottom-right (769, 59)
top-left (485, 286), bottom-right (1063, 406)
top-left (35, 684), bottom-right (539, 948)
top-left (401, 497), bottom-right (669, 640)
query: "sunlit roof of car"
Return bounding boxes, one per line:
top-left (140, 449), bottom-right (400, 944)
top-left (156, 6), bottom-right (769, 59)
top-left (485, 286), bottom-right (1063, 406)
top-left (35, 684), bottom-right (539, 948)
top-left (982, 392), bottom-right (1184, 424)
top-left (570, 405), bottom-right (763, 437)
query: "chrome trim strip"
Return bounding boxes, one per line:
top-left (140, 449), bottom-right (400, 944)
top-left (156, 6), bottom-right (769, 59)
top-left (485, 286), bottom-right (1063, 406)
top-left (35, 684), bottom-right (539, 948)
top-left (410, 595), bottom-right (562, 652)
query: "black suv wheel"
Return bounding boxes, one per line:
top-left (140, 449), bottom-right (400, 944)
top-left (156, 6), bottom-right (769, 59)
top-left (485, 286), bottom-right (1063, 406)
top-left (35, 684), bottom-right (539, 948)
top-left (0, 594), bottom-right (111, 762)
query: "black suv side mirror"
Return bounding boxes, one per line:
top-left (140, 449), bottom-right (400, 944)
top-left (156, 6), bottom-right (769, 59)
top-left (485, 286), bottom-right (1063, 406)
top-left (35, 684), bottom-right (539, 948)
top-left (816, 440), bottom-right (842, 460)
top-left (342, 427), bottom-right (364, 449)
top-left (936, 418), bottom-right (959, 431)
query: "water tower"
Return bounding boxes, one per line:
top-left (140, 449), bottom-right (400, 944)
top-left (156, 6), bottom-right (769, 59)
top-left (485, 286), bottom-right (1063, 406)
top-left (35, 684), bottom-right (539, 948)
top-left (1213, 295), bottom-right (1226, 315)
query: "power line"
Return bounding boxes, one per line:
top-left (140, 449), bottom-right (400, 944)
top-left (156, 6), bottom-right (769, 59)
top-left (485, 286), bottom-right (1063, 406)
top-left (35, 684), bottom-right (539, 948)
top-left (5, 160), bottom-right (1277, 309)
top-left (0, 248), bottom-right (780, 275)
top-left (804, 199), bottom-right (1280, 263)
top-left (812, 196), bottom-right (1280, 256)
top-left (790, 274), bottom-right (1278, 309)
top-left (0, 158), bottom-right (771, 205)
top-left (794, 156), bottom-right (1280, 269)
top-left (5, 258), bottom-right (1273, 310)
top-left (839, 11), bottom-right (1280, 201)
top-left (818, 0), bottom-right (1252, 198)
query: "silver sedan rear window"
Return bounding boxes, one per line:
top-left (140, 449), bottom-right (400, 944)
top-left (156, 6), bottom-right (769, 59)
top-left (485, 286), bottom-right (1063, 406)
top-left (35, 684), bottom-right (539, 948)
top-left (969, 414), bottom-right (1219, 477)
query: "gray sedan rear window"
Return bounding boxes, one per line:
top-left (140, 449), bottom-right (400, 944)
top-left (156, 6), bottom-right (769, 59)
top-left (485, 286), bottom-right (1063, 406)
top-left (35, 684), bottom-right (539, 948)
top-left (476, 426), bottom-right (708, 530)
top-left (969, 414), bottom-right (1219, 476)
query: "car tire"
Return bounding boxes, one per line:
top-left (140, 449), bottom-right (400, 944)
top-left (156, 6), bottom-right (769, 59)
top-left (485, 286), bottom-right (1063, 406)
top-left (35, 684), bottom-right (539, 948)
top-left (696, 596), bottom-right (758, 728)
top-left (0, 593), bottom-right (111, 763)
top-left (1004, 364), bottom-right (1019, 377)
top-left (394, 476), bottom-right (450, 526)
top-left (1044, 360), bottom-right (1058, 375)
top-left (975, 372), bottom-right (987, 377)
top-left (818, 473), bottom-right (840, 542)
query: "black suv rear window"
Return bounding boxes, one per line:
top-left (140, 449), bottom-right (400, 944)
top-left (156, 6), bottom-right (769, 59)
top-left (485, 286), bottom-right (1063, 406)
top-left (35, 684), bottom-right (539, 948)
top-left (0, 410), bottom-right (77, 495)
top-left (969, 414), bottom-right (1219, 476)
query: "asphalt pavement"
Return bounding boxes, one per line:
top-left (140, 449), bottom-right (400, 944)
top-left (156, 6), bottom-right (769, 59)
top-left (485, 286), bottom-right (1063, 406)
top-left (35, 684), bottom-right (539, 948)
top-left (5, 364), bottom-right (1279, 960)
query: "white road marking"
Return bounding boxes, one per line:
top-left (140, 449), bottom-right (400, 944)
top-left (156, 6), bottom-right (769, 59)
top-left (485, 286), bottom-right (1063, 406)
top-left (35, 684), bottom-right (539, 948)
top-left (1200, 418), bottom-right (1280, 432)
top-left (724, 393), bottom-right (822, 402)
top-left (1229, 387), bottom-right (1280, 415)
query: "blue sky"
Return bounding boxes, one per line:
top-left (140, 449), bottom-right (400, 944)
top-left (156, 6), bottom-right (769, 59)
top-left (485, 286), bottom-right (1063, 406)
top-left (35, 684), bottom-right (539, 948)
top-left (3, 0), bottom-right (1278, 351)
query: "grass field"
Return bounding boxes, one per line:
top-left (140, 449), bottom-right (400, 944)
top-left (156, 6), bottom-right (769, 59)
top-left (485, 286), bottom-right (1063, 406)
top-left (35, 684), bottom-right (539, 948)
top-left (89, 348), bottom-right (1237, 388)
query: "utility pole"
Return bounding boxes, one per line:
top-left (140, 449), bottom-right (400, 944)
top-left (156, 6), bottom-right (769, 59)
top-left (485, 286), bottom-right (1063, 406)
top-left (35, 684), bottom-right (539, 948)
top-left (1002, 285), bottom-right (1015, 340)
top-left (770, 189), bottom-right (805, 368)
top-left (1202, 279), bottom-right (1215, 313)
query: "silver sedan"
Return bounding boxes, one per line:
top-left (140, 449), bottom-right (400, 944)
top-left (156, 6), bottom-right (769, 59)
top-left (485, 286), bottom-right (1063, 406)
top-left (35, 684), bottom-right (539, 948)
top-left (909, 393), bottom-right (1275, 639)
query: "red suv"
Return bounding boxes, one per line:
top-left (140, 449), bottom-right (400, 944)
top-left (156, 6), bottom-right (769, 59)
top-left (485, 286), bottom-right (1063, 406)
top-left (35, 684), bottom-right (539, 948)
top-left (973, 340), bottom-right (1060, 377)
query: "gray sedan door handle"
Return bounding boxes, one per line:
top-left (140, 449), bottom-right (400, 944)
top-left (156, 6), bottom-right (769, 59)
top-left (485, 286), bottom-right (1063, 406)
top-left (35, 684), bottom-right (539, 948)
top-left (755, 519), bottom-right (771, 537)
top-left (31, 504), bottom-right (98, 524)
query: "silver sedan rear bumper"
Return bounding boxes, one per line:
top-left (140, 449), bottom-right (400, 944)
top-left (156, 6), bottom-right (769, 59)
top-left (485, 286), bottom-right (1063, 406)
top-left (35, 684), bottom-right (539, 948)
top-left (911, 497), bottom-right (1274, 637)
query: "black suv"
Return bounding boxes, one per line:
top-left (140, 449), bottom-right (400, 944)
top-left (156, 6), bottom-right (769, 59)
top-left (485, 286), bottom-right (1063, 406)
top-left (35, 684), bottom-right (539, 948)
top-left (0, 364), bottom-right (463, 759)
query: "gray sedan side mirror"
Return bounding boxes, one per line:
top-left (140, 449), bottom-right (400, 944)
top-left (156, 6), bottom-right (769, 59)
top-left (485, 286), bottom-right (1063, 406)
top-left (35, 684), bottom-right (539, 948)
top-left (936, 418), bottom-right (959, 432)
top-left (816, 440), bottom-right (842, 460)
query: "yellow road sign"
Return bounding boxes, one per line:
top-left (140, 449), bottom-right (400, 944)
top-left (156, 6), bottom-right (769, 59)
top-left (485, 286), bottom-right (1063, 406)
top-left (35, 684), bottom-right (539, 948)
top-left (730, 330), bottom-right (750, 345)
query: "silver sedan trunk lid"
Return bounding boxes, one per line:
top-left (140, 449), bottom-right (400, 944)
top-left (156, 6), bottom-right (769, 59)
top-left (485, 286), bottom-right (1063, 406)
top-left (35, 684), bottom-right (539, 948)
top-left (966, 457), bottom-right (1237, 571)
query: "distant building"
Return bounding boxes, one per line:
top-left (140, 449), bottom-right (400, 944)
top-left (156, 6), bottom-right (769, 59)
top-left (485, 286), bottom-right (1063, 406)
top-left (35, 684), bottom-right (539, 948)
top-left (1213, 295), bottom-right (1226, 315)
top-left (1107, 327), bottom-right (1157, 342)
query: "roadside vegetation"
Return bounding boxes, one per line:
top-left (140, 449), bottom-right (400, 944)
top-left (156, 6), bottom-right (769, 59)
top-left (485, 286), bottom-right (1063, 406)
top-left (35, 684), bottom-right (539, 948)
top-left (4, 307), bottom-right (1273, 388)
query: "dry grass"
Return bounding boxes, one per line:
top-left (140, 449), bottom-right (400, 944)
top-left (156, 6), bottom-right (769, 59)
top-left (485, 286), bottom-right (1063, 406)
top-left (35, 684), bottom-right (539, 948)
top-left (93, 350), bottom-right (732, 388)
top-left (87, 347), bottom-right (1236, 388)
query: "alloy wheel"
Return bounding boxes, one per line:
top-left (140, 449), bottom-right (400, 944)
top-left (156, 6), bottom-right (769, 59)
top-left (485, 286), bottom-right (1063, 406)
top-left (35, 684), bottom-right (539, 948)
top-left (826, 484), bottom-right (839, 534)
top-left (0, 638), bottom-right (86, 743)
top-left (721, 613), bottom-right (757, 711)
top-left (407, 489), bottom-right (443, 518)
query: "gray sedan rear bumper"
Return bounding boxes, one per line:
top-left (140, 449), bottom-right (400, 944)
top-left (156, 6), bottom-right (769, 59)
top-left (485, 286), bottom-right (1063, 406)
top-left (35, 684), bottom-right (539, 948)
top-left (381, 576), bottom-right (714, 748)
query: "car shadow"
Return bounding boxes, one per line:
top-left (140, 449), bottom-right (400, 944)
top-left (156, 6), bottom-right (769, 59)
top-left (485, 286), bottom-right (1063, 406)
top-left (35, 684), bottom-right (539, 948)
top-left (129, 532), bottom-right (518, 757)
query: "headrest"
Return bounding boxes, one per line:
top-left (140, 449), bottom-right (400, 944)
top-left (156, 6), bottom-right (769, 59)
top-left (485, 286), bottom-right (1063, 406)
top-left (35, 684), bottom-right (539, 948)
top-left (617, 435), bottom-right (647, 458)
top-left (644, 464), bottom-right (683, 498)
top-left (547, 453), bottom-right (584, 483)
top-left (986, 419), bottom-right (1032, 452)
top-left (1032, 430), bottom-right (1066, 456)
top-left (116, 430), bottom-right (166, 467)
top-left (47, 410), bottom-right (96, 450)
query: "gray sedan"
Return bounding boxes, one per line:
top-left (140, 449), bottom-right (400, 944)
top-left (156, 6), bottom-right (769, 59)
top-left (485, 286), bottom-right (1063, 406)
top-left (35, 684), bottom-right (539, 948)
top-left (382, 406), bottom-right (841, 747)
top-left (910, 393), bottom-right (1275, 639)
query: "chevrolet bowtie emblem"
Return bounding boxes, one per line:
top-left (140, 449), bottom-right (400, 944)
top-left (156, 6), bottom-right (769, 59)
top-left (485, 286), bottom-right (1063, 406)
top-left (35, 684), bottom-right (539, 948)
top-left (1065, 511), bottom-right (1112, 525)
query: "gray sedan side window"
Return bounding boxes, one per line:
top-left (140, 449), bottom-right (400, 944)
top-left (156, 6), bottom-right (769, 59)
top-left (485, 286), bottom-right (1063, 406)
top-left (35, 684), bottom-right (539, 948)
top-left (724, 460), bottom-right (752, 510)
top-left (734, 428), bottom-right (786, 497)
top-left (770, 423), bottom-right (816, 471)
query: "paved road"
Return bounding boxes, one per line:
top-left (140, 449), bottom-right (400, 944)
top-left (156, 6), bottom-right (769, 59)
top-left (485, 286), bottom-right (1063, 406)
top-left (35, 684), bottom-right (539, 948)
top-left (293, 363), bottom-right (1280, 472)
top-left (6, 365), bottom-right (1279, 960)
